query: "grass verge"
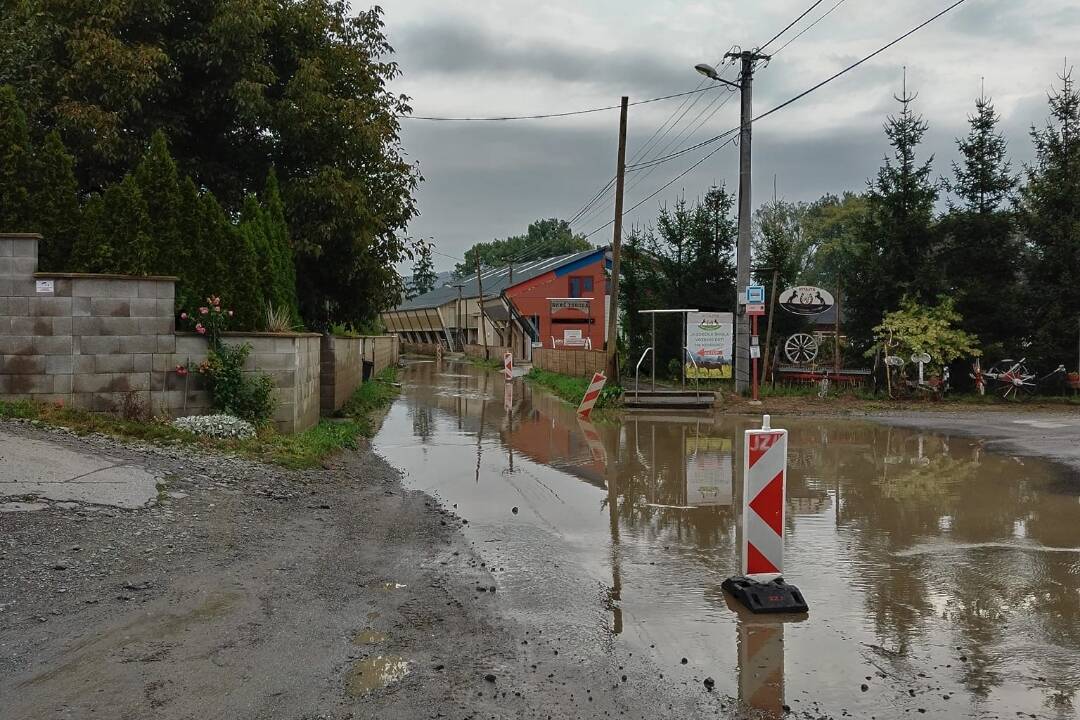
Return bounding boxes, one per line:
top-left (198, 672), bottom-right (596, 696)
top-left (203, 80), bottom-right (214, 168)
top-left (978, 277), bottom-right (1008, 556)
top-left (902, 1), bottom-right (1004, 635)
top-left (0, 367), bottom-right (402, 471)
top-left (525, 368), bottom-right (622, 409)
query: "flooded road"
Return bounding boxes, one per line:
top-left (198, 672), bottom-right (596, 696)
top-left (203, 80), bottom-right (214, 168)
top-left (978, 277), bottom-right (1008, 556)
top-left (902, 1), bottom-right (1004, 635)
top-left (374, 359), bottom-right (1080, 719)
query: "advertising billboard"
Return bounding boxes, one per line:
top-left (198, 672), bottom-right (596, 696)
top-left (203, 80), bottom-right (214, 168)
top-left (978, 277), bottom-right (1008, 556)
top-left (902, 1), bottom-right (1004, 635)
top-left (685, 311), bottom-right (734, 379)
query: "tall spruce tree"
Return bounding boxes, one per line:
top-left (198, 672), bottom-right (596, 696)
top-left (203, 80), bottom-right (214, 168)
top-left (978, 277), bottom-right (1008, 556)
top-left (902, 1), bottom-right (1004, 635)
top-left (939, 92), bottom-right (1019, 358)
top-left (31, 131), bottom-right (81, 271)
top-left (1019, 70), bottom-right (1080, 368)
top-left (847, 84), bottom-right (940, 346)
top-left (411, 241), bottom-right (438, 298)
top-left (261, 169), bottom-right (299, 323)
top-left (0, 85), bottom-right (32, 231)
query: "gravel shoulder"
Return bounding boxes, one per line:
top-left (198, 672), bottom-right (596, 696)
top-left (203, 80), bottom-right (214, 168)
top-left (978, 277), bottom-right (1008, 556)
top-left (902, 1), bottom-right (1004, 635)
top-left (0, 420), bottom-right (732, 719)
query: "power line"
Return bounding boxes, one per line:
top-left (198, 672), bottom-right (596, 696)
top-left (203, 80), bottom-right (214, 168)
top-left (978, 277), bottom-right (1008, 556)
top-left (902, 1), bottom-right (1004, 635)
top-left (755, 0), bottom-right (969, 123)
top-left (770, 0), bottom-right (853, 57)
top-left (758, 0), bottom-right (826, 51)
top-left (403, 85), bottom-right (725, 122)
top-left (582, 131), bottom-right (741, 240)
top-left (582, 0), bottom-right (970, 240)
top-left (640, 0), bottom-right (971, 171)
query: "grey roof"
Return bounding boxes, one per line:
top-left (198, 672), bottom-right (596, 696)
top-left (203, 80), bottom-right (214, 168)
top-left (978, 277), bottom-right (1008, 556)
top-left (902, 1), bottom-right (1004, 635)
top-left (390, 247), bottom-right (606, 312)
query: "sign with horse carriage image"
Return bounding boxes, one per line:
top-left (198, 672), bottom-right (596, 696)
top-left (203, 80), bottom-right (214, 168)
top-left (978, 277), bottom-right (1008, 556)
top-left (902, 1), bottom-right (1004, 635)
top-left (779, 286), bottom-right (835, 316)
top-left (686, 312), bottom-right (734, 379)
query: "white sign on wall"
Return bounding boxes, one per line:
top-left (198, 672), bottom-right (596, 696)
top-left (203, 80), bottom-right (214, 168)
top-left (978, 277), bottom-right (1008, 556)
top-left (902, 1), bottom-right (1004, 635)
top-left (685, 311), bottom-right (733, 379)
top-left (35, 280), bottom-right (54, 294)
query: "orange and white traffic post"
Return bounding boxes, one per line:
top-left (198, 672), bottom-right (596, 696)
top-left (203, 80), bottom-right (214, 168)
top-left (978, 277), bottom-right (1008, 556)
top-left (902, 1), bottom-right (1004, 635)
top-left (503, 351), bottom-right (514, 381)
top-left (722, 415), bottom-right (808, 613)
top-left (577, 371), bottom-right (607, 419)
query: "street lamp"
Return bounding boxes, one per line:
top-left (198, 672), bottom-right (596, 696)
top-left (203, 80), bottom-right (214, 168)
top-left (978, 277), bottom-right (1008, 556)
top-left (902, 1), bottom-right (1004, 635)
top-left (694, 63), bottom-right (741, 89)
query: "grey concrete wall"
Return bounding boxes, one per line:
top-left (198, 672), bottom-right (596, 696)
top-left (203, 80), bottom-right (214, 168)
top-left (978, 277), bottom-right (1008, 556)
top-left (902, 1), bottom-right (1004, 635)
top-left (0, 234), bottom-right (321, 434)
top-left (363, 335), bottom-right (400, 376)
top-left (321, 335), bottom-right (364, 414)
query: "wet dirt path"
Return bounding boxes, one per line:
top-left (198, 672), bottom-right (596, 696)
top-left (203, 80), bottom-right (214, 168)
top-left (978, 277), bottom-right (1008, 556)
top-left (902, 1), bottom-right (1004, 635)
top-left (375, 359), bottom-right (1080, 719)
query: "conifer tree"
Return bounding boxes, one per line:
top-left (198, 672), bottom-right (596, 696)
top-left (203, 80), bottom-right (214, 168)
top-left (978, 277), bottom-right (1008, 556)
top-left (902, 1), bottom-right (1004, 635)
top-left (261, 169), bottom-right (299, 322)
top-left (133, 130), bottom-right (183, 273)
top-left (31, 131), bottom-right (80, 270)
top-left (847, 84), bottom-right (940, 345)
top-left (939, 92), bottom-right (1019, 358)
top-left (1019, 70), bottom-right (1080, 367)
top-left (0, 85), bottom-right (32, 231)
top-left (72, 175), bottom-right (153, 274)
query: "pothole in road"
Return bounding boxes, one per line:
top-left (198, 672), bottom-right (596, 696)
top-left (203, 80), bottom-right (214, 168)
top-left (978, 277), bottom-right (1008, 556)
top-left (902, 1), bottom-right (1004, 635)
top-left (352, 629), bottom-right (387, 645)
top-left (346, 656), bottom-right (409, 695)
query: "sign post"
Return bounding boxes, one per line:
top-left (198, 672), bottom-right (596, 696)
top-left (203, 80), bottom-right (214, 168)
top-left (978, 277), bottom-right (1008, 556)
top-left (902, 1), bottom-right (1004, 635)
top-left (722, 415), bottom-right (808, 614)
top-left (746, 286), bottom-right (766, 401)
top-left (577, 371), bottom-right (607, 419)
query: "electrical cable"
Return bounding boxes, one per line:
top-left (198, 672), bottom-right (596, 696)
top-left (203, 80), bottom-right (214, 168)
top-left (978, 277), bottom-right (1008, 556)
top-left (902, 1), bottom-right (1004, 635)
top-left (770, 0), bottom-right (852, 57)
top-left (581, 0), bottom-right (970, 241)
top-left (402, 85), bottom-right (725, 121)
top-left (758, 0), bottom-right (826, 51)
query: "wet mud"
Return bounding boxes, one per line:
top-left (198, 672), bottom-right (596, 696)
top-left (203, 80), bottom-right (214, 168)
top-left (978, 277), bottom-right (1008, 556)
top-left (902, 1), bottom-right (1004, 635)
top-left (375, 359), bottom-right (1080, 719)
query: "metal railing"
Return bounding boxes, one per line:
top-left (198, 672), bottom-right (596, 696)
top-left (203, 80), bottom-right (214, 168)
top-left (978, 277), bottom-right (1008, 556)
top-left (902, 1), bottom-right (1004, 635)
top-left (634, 347), bottom-right (653, 393)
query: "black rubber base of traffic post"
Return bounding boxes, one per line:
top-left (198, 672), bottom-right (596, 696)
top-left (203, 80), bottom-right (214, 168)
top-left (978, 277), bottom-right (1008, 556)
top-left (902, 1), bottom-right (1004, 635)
top-left (722, 576), bottom-right (809, 614)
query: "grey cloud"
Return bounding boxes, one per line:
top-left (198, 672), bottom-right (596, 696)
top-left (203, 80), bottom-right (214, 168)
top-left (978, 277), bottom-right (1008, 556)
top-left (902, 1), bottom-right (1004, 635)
top-left (947, 0), bottom-right (1037, 42)
top-left (391, 15), bottom-right (715, 100)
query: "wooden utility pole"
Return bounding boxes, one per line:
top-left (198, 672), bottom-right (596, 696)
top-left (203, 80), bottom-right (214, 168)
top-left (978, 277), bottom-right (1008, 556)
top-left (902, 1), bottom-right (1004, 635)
top-left (762, 268), bottom-right (780, 382)
top-left (834, 280), bottom-right (842, 377)
top-left (606, 96), bottom-right (629, 383)
top-left (476, 258), bottom-right (489, 360)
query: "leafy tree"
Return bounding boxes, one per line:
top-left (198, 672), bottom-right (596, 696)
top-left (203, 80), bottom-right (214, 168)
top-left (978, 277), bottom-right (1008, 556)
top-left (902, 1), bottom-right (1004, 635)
top-left (847, 89), bottom-right (940, 346)
top-left (1018, 71), bottom-right (1080, 367)
top-left (752, 199), bottom-right (814, 357)
top-left (0, 84), bottom-right (32, 231)
top-left (1, 3), bottom-right (419, 329)
top-left (801, 192), bottom-right (869, 285)
top-left (866, 296), bottom-right (981, 375)
top-left (456, 218), bottom-right (591, 276)
top-left (938, 93), bottom-right (1020, 359)
top-left (31, 131), bottom-right (80, 271)
top-left (411, 240), bottom-right (438, 298)
top-left (72, 175), bottom-right (153, 275)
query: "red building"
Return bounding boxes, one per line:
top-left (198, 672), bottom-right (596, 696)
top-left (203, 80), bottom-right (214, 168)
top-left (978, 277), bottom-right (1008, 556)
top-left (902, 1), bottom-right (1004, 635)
top-left (504, 248), bottom-right (610, 351)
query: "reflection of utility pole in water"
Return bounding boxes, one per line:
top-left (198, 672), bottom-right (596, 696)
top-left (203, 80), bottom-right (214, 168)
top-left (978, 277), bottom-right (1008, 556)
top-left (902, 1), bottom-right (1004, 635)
top-left (475, 371), bottom-right (488, 484)
top-left (606, 432), bottom-right (623, 635)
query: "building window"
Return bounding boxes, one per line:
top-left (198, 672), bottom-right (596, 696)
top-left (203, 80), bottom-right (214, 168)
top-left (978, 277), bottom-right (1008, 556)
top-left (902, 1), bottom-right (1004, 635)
top-left (569, 276), bottom-right (594, 298)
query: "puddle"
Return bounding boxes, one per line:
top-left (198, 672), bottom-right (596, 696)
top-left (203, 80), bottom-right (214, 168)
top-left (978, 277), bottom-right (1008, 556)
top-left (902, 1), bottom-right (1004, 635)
top-left (352, 629), bottom-right (387, 645)
top-left (346, 656), bottom-right (409, 695)
top-left (375, 359), bottom-right (1080, 718)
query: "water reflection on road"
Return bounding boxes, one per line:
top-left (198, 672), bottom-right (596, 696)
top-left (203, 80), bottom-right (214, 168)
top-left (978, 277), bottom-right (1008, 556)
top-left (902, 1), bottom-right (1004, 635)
top-left (374, 359), bottom-right (1080, 719)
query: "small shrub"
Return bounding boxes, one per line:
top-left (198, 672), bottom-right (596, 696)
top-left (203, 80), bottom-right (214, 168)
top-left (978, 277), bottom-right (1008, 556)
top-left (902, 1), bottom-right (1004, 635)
top-left (119, 391), bottom-right (149, 422)
top-left (180, 294), bottom-right (277, 425)
top-left (171, 414), bottom-right (256, 439)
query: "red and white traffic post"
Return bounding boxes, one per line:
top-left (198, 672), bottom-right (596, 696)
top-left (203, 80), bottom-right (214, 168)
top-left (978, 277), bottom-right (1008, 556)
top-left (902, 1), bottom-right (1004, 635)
top-left (577, 371), bottom-right (607, 419)
top-left (722, 415), bottom-right (808, 613)
top-left (503, 351), bottom-right (513, 381)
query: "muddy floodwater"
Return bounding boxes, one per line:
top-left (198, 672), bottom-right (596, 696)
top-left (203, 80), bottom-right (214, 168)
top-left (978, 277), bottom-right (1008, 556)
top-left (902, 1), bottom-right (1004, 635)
top-left (374, 359), bottom-right (1080, 719)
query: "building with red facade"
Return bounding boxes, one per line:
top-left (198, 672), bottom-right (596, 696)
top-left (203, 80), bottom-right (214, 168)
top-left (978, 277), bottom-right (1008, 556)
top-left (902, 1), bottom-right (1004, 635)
top-left (382, 247), bottom-right (612, 360)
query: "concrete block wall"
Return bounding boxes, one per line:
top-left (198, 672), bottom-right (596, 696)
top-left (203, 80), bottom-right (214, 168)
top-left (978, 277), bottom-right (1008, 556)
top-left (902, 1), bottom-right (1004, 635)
top-left (532, 348), bottom-right (607, 378)
top-left (401, 341), bottom-right (440, 356)
top-left (320, 335), bottom-right (364, 414)
top-left (0, 234), bottom-right (323, 434)
top-left (462, 344), bottom-right (513, 362)
top-left (363, 335), bottom-right (400, 376)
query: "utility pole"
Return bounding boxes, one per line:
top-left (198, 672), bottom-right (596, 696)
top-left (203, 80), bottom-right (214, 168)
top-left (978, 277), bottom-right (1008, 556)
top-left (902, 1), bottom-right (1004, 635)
top-left (607, 96), bottom-right (629, 383)
top-left (453, 283), bottom-right (464, 352)
top-left (724, 48), bottom-right (770, 395)
top-left (476, 258), bottom-right (489, 360)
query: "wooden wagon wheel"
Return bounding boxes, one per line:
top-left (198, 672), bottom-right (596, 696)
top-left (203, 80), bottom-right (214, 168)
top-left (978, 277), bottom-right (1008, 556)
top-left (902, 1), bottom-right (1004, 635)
top-left (784, 333), bottom-right (819, 364)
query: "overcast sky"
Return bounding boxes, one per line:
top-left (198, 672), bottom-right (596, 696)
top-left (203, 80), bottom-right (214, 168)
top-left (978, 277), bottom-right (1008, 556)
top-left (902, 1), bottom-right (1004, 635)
top-left (381, 0), bottom-right (1080, 272)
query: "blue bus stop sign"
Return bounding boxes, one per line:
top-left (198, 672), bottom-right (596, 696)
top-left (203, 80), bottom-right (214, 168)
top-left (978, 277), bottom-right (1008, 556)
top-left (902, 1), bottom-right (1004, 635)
top-left (747, 285), bottom-right (766, 304)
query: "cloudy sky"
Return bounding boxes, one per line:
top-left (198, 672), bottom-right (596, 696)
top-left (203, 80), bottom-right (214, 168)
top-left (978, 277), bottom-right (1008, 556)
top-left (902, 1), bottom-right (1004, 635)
top-left (381, 0), bottom-right (1080, 272)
